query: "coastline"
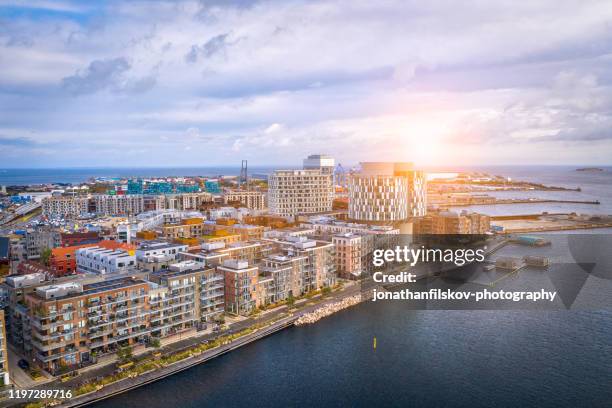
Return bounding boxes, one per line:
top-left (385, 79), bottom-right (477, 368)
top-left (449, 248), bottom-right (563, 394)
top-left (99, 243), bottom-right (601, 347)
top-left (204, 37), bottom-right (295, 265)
top-left (10, 285), bottom-right (369, 408)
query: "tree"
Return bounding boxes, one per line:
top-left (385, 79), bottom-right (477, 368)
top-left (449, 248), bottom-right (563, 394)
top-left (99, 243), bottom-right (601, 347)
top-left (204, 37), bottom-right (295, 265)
top-left (40, 247), bottom-right (52, 266)
top-left (117, 346), bottom-right (133, 362)
top-left (322, 286), bottom-right (332, 296)
top-left (286, 295), bottom-right (295, 307)
top-left (150, 338), bottom-right (161, 349)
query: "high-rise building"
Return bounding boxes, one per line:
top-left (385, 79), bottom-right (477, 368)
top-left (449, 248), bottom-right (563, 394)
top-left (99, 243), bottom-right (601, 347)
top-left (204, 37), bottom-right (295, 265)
top-left (348, 162), bottom-right (426, 222)
top-left (268, 169), bottom-right (334, 217)
top-left (303, 154), bottom-right (335, 175)
top-left (268, 155), bottom-right (335, 218)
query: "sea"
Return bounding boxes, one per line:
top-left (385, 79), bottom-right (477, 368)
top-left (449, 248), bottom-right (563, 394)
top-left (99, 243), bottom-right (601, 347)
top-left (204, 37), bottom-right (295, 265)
top-left (0, 166), bottom-right (286, 186)
top-left (3, 165), bottom-right (611, 407)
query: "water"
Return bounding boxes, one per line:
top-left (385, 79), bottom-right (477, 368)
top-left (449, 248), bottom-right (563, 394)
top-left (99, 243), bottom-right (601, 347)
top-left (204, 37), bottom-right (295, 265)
top-left (0, 166), bottom-right (290, 186)
top-left (95, 307), bottom-right (612, 408)
top-left (441, 165), bottom-right (612, 215)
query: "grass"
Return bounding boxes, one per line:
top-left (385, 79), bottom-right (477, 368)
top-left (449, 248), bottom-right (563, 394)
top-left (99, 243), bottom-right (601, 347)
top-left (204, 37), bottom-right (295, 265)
top-left (70, 316), bottom-right (288, 399)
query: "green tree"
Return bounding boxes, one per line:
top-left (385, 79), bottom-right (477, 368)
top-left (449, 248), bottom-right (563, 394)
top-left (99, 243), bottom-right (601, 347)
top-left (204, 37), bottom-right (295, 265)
top-left (150, 338), bottom-right (161, 349)
top-left (117, 346), bottom-right (133, 362)
top-left (286, 295), bottom-right (295, 307)
top-left (40, 247), bottom-right (52, 266)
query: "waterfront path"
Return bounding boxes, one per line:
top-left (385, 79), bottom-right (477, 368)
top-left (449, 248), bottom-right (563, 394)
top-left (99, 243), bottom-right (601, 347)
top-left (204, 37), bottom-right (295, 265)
top-left (2, 281), bottom-right (368, 408)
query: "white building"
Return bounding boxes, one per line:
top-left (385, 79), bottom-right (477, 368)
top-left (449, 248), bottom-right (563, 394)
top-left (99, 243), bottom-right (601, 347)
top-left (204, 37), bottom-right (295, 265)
top-left (42, 196), bottom-right (89, 218)
top-left (268, 169), bottom-right (333, 217)
top-left (301, 216), bottom-right (400, 236)
top-left (93, 194), bottom-right (144, 216)
top-left (135, 241), bottom-right (188, 263)
top-left (76, 246), bottom-right (136, 274)
top-left (348, 162), bottom-right (426, 222)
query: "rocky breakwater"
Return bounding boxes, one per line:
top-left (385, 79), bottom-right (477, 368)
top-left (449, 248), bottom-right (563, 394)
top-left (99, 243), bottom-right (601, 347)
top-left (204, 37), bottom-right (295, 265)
top-left (295, 294), bottom-right (364, 325)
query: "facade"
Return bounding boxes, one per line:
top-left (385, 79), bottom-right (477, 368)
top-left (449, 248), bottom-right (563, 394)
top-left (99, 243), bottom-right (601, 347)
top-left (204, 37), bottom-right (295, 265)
top-left (0, 311), bottom-right (10, 385)
top-left (42, 196), bottom-right (89, 218)
top-left (51, 240), bottom-right (135, 277)
top-left (301, 217), bottom-right (400, 236)
top-left (413, 211), bottom-right (491, 235)
top-left (25, 229), bottom-right (61, 260)
top-left (266, 236), bottom-right (336, 292)
top-left (223, 190), bottom-right (267, 210)
top-left (163, 193), bottom-right (212, 211)
top-left (261, 254), bottom-right (306, 301)
top-left (136, 242), bottom-right (188, 263)
top-left (332, 233), bottom-right (364, 279)
top-left (303, 154), bottom-right (335, 175)
top-left (60, 232), bottom-right (100, 247)
top-left (9, 262), bottom-right (223, 374)
top-left (25, 277), bottom-right (150, 374)
top-left (76, 246), bottom-right (136, 275)
top-left (161, 217), bottom-right (206, 239)
top-left (218, 260), bottom-right (260, 315)
top-left (147, 263), bottom-right (202, 338)
top-left (348, 162), bottom-right (427, 222)
top-left (268, 169), bottom-right (334, 217)
top-left (93, 195), bottom-right (144, 216)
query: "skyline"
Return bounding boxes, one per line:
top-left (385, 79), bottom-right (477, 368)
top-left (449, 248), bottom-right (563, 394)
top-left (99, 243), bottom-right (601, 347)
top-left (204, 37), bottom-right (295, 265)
top-left (2, 1), bottom-right (612, 167)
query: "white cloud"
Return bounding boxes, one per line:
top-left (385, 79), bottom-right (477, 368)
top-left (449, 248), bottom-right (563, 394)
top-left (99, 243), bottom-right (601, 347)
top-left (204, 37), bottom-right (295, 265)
top-left (1, 0), bottom-right (612, 166)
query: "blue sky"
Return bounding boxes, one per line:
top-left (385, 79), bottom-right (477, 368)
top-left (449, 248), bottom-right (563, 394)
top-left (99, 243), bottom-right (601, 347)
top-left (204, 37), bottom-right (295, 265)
top-left (1, 0), bottom-right (612, 167)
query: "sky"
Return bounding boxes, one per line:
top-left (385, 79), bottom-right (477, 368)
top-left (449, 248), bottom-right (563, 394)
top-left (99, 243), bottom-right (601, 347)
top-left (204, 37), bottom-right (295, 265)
top-left (1, 0), bottom-right (612, 168)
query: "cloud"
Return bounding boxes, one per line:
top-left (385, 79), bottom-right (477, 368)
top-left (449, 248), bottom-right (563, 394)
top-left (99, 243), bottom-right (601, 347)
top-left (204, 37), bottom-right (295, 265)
top-left (185, 33), bottom-right (232, 63)
top-left (0, 135), bottom-right (37, 147)
top-left (61, 57), bottom-right (131, 95)
top-left (2, 0), bottom-right (612, 166)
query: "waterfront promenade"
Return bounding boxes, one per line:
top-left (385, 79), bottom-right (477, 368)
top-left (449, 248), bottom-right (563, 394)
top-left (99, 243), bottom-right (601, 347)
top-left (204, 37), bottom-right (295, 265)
top-left (3, 282), bottom-right (367, 408)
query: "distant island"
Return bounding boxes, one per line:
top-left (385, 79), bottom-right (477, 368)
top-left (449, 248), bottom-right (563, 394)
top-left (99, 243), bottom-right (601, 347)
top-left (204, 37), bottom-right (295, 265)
top-left (576, 167), bottom-right (604, 172)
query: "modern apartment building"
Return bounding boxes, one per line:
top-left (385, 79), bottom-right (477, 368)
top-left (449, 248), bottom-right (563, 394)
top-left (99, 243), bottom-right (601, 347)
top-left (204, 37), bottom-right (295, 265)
top-left (25, 228), bottom-right (61, 260)
top-left (268, 170), bottom-right (334, 217)
top-left (348, 162), bottom-right (427, 222)
top-left (41, 196), bottom-right (89, 218)
top-left (303, 154), bottom-right (335, 175)
top-left (414, 211), bottom-right (491, 235)
top-left (76, 245), bottom-right (136, 274)
top-left (93, 194), bottom-right (144, 216)
top-left (51, 240), bottom-right (135, 277)
top-left (163, 193), bottom-right (213, 211)
top-left (218, 260), bottom-right (260, 315)
top-left (301, 217), bottom-right (400, 236)
top-left (147, 264), bottom-right (201, 337)
top-left (223, 190), bottom-right (267, 210)
top-left (260, 254), bottom-right (307, 301)
top-left (25, 277), bottom-right (150, 374)
top-left (135, 241), bottom-right (188, 272)
top-left (161, 217), bottom-right (206, 239)
top-left (12, 261), bottom-right (222, 373)
top-left (266, 236), bottom-right (337, 292)
top-left (332, 233), bottom-right (364, 279)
